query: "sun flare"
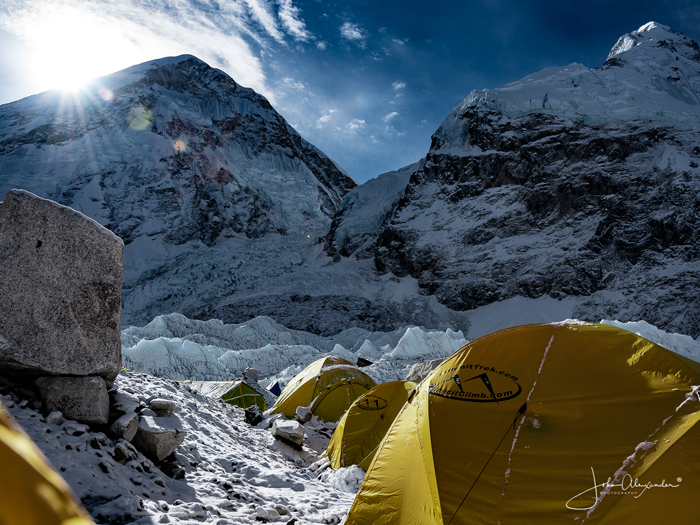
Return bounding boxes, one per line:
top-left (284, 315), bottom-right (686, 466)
top-left (20, 6), bottom-right (144, 93)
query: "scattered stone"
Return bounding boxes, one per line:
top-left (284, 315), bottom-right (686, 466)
top-left (149, 398), bottom-right (176, 416)
top-left (173, 451), bottom-right (191, 469)
top-left (0, 189), bottom-right (123, 387)
top-left (110, 412), bottom-right (139, 442)
top-left (113, 441), bottom-right (137, 464)
top-left (405, 358), bottom-right (445, 383)
top-left (132, 415), bottom-right (187, 461)
top-left (271, 420), bottom-right (304, 447)
top-left (356, 357), bottom-right (373, 367)
top-left (255, 506), bottom-right (282, 522)
top-left (110, 390), bottom-right (141, 414)
top-left (160, 460), bottom-right (186, 480)
top-left (46, 411), bottom-right (64, 425)
top-left (294, 406), bottom-right (312, 423)
top-left (36, 376), bottom-right (109, 424)
top-left (245, 405), bottom-right (263, 426)
top-left (64, 422), bottom-right (89, 436)
top-left (14, 386), bottom-right (36, 402)
top-left (243, 368), bottom-right (259, 381)
top-left (0, 374), bottom-right (10, 394)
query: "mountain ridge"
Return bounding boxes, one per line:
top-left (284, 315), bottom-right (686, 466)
top-left (330, 22), bottom-right (700, 337)
top-left (2, 22), bottom-right (700, 338)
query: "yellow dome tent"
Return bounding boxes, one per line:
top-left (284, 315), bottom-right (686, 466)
top-left (346, 322), bottom-right (700, 525)
top-left (0, 401), bottom-right (94, 525)
top-left (270, 356), bottom-right (377, 422)
top-left (325, 380), bottom-right (416, 471)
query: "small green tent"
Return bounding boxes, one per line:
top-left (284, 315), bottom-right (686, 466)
top-left (270, 356), bottom-right (377, 422)
top-left (221, 381), bottom-right (266, 410)
top-left (325, 380), bottom-right (416, 471)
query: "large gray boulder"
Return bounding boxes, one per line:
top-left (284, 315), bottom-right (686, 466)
top-left (0, 189), bottom-right (123, 386)
top-left (35, 376), bottom-right (110, 424)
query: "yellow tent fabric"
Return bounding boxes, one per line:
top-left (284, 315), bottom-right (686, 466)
top-left (346, 322), bottom-right (700, 525)
top-left (270, 356), bottom-right (377, 422)
top-left (221, 381), bottom-right (266, 410)
top-left (326, 380), bottom-right (417, 471)
top-left (0, 400), bottom-right (94, 525)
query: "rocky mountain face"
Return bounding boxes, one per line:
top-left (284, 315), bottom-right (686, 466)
top-left (0, 56), bottom-right (360, 328)
top-left (329, 22), bottom-right (700, 337)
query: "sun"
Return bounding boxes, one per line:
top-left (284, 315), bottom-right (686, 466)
top-left (20, 6), bottom-right (144, 94)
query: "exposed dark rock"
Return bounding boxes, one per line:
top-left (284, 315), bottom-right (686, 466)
top-left (36, 376), bottom-right (110, 425)
top-left (244, 405), bottom-right (263, 426)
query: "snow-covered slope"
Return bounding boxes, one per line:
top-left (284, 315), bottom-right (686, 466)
top-left (0, 55), bottom-right (474, 335)
top-left (324, 161), bottom-right (419, 260)
top-left (2, 372), bottom-right (358, 524)
top-left (345, 22), bottom-right (700, 337)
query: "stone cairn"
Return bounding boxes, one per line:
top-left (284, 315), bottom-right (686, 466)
top-left (0, 189), bottom-right (186, 472)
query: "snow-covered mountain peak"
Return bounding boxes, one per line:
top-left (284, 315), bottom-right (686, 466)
top-left (432, 22), bottom-right (700, 151)
top-left (607, 21), bottom-right (699, 62)
top-left (0, 55), bottom-right (357, 327)
top-left (93, 54), bottom-right (202, 92)
top-left (605, 21), bottom-right (700, 82)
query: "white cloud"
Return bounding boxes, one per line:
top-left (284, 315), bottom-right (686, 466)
top-left (347, 118), bottom-right (366, 133)
top-left (382, 111), bottom-right (398, 122)
top-left (243, 0), bottom-right (284, 43)
top-left (0, 0), bottom-right (316, 99)
top-left (316, 114), bottom-right (332, 127)
top-left (392, 39), bottom-right (406, 46)
top-left (340, 21), bottom-right (368, 48)
top-left (315, 108), bottom-right (338, 128)
top-left (281, 77), bottom-right (305, 90)
top-left (316, 41), bottom-right (327, 50)
top-left (392, 81), bottom-right (406, 91)
top-left (277, 0), bottom-right (311, 41)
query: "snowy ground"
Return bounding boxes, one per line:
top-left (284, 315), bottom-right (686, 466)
top-left (5, 313), bottom-right (700, 524)
top-left (3, 371), bottom-right (358, 524)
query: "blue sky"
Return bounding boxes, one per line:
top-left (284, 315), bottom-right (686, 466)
top-left (1, 1), bottom-right (699, 183)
